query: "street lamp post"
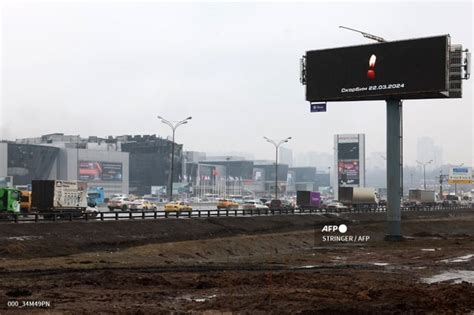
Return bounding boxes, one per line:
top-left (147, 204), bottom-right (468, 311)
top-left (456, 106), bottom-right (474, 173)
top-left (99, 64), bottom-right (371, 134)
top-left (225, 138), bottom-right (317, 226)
top-left (158, 115), bottom-right (192, 201)
top-left (416, 160), bottom-right (433, 190)
top-left (264, 136), bottom-right (292, 200)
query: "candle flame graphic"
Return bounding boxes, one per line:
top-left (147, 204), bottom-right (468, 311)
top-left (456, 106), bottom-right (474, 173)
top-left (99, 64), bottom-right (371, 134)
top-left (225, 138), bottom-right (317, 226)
top-left (369, 54), bottom-right (376, 68)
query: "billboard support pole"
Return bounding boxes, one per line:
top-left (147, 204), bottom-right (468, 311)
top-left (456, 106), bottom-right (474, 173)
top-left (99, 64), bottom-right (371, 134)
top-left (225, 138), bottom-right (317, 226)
top-left (386, 99), bottom-right (402, 241)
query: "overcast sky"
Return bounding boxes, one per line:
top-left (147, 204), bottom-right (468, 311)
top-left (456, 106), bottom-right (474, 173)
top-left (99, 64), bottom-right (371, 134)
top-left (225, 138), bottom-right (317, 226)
top-left (1, 0), bottom-right (473, 165)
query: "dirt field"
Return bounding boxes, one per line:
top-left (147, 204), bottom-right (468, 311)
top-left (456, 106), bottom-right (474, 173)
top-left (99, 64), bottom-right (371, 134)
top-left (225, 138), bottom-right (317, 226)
top-left (0, 209), bottom-right (473, 314)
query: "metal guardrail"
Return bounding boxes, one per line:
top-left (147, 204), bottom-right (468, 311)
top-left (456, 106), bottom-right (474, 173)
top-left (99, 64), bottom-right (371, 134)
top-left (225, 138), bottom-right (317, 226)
top-left (0, 204), bottom-right (472, 223)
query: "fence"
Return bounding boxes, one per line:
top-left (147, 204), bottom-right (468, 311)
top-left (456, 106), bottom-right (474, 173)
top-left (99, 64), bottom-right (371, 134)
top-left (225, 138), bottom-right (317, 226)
top-left (0, 204), bottom-right (472, 223)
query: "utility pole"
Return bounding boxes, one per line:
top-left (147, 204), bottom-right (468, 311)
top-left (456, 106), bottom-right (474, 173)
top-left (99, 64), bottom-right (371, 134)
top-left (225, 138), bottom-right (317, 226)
top-left (438, 170), bottom-right (447, 199)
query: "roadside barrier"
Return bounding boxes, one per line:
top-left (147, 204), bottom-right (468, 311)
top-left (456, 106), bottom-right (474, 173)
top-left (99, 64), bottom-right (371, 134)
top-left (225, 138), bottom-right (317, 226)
top-left (0, 204), bottom-right (471, 223)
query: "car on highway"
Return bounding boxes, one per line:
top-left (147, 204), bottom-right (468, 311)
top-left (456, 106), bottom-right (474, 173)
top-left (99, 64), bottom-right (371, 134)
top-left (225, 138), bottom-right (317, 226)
top-left (269, 199), bottom-right (295, 210)
top-left (242, 200), bottom-right (269, 210)
top-left (85, 205), bottom-right (99, 218)
top-left (130, 199), bottom-right (158, 211)
top-left (107, 196), bottom-right (136, 211)
top-left (217, 199), bottom-right (239, 210)
top-left (326, 202), bottom-right (348, 210)
top-left (164, 201), bottom-right (192, 212)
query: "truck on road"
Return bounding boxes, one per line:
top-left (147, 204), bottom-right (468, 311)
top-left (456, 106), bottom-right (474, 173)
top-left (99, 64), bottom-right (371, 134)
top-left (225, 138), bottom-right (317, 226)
top-left (338, 187), bottom-right (379, 210)
top-left (408, 189), bottom-right (440, 206)
top-left (0, 187), bottom-right (21, 219)
top-left (31, 180), bottom-right (90, 219)
top-left (296, 191), bottom-right (321, 210)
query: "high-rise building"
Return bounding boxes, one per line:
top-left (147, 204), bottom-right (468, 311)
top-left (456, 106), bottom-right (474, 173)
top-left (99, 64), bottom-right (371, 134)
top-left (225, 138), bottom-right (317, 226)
top-left (279, 147), bottom-right (293, 167)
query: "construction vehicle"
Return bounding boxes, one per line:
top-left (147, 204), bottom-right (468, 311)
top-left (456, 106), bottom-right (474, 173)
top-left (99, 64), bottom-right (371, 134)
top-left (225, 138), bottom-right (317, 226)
top-left (0, 187), bottom-right (21, 219)
top-left (338, 187), bottom-right (379, 210)
top-left (31, 180), bottom-right (89, 219)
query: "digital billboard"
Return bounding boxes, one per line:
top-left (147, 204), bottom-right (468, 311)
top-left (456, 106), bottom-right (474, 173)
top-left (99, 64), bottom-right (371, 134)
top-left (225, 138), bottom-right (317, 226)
top-left (78, 161), bottom-right (123, 182)
top-left (448, 167), bottom-right (472, 184)
top-left (338, 160), bottom-right (360, 185)
top-left (337, 142), bottom-right (359, 160)
top-left (305, 35), bottom-right (450, 101)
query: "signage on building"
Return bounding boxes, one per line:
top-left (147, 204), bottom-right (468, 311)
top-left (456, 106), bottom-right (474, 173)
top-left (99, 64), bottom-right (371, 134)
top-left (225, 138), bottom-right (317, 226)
top-left (78, 161), bottom-right (123, 182)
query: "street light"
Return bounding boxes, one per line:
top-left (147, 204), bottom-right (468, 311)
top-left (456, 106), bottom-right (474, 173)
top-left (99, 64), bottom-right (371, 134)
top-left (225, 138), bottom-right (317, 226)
top-left (416, 159), bottom-right (433, 190)
top-left (158, 115), bottom-right (192, 201)
top-left (264, 136), bottom-right (292, 200)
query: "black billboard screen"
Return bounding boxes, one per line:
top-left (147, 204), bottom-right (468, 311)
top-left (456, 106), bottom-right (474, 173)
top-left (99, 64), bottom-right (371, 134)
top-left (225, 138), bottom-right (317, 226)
top-left (305, 35), bottom-right (449, 101)
top-left (338, 143), bottom-right (359, 160)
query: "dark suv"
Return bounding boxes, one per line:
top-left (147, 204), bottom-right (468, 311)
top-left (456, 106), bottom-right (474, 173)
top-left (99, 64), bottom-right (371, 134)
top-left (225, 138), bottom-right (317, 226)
top-left (269, 199), bottom-right (295, 210)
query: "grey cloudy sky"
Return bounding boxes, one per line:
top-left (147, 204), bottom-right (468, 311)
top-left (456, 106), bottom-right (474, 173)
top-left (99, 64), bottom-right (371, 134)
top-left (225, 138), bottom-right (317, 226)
top-left (1, 0), bottom-right (473, 165)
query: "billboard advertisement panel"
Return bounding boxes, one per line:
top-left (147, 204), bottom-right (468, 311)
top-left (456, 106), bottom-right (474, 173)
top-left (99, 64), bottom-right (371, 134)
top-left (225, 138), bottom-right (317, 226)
top-left (448, 167), bottom-right (472, 184)
top-left (305, 35), bottom-right (449, 102)
top-left (338, 160), bottom-right (360, 185)
top-left (310, 191), bottom-right (321, 206)
top-left (78, 161), bottom-right (123, 182)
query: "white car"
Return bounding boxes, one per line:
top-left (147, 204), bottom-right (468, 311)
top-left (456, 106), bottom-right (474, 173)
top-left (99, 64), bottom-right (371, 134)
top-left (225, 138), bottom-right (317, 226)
top-left (242, 200), bottom-right (269, 210)
top-left (326, 202), bottom-right (348, 210)
top-left (84, 206), bottom-right (99, 218)
top-left (107, 197), bottom-right (138, 211)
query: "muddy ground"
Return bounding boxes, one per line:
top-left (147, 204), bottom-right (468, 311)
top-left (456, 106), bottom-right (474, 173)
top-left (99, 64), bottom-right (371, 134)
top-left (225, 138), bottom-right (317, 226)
top-left (0, 209), bottom-right (473, 314)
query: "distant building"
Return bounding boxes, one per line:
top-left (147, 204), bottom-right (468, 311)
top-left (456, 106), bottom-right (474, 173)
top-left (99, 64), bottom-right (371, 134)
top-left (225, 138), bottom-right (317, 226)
top-left (417, 137), bottom-right (443, 169)
top-left (120, 135), bottom-right (182, 196)
top-left (0, 140), bottom-right (129, 196)
top-left (294, 151), bottom-right (332, 169)
top-left (9, 133), bottom-right (188, 196)
top-left (254, 162), bottom-right (289, 197)
top-left (289, 167), bottom-right (317, 192)
top-left (279, 147), bottom-right (293, 167)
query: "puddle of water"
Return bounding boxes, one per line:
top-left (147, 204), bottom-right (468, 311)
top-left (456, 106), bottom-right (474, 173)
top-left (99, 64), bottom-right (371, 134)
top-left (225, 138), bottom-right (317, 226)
top-left (422, 270), bottom-right (474, 284)
top-left (440, 254), bottom-right (474, 263)
top-left (373, 262), bottom-right (389, 266)
top-left (421, 248), bottom-right (436, 252)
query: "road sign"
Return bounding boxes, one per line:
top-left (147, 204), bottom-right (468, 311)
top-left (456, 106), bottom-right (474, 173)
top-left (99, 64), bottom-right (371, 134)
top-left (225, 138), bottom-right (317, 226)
top-left (448, 167), bottom-right (472, 184)
top-left (310, 103), bottom-right (327, 112)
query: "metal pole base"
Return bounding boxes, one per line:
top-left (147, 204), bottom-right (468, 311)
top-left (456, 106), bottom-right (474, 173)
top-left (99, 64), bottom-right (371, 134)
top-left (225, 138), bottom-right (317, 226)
top-left (384, 235), bottom-right (404, 242)
top-left (386, 100), bottom-right (402, 241)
